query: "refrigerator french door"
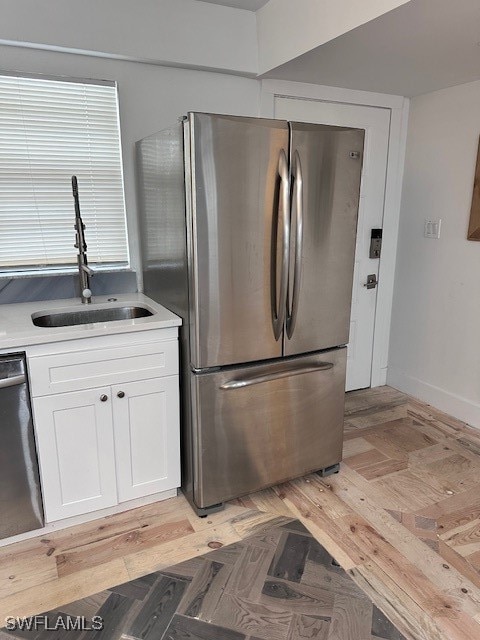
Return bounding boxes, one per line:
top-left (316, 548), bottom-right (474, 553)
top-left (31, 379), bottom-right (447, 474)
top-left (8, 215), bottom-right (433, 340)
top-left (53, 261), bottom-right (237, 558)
top-left (137, 112), bottom-right (364, 514)
top-left (285, 122), bottom-right (364, 355)
top-left (189, 114), bottom-right (288, 368)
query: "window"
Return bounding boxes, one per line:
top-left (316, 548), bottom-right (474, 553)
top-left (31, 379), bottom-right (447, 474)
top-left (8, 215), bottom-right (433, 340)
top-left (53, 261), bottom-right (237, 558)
top-left (0, 73), bottom-right (129, 273)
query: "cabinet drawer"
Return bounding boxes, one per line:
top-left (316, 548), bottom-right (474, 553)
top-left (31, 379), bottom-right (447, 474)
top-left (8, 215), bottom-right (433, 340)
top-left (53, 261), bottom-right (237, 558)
top-left (29, 339), bottom-right (178, 397)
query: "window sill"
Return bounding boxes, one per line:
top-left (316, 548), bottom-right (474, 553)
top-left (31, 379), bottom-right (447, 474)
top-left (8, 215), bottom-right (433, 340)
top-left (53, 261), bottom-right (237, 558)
top-left (0, 266), bottom-right (133, 280)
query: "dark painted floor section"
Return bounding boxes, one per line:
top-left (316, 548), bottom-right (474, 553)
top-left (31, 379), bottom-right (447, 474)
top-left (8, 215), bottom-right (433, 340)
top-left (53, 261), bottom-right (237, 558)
top-left (0, 519), bottom-right (406, 640)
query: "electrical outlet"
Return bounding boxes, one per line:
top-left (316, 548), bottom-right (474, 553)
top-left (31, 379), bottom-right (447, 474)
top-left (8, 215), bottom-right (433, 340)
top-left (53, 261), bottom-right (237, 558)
top-left (424, 219), bottom-right (441, 239)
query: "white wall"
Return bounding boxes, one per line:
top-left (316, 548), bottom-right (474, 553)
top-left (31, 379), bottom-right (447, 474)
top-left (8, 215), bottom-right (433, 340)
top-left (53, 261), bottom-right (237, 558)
top-left (0, 46), bottom-right (260, 275)
top-left (0, 0), bottom-right (258, 75)
top-left (256, 0), bottom-right (411, 74)
top-left (388, 79), bottom-right (480, 427)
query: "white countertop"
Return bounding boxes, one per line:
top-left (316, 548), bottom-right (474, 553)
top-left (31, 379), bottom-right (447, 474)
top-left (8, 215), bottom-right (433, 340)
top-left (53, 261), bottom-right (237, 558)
top-left (0, 293), bottom-right (181, 350)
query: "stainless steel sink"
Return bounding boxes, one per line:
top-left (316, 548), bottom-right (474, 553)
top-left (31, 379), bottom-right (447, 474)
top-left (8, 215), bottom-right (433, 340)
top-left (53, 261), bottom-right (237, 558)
top-left (32, 306), bottom-right (154, 328)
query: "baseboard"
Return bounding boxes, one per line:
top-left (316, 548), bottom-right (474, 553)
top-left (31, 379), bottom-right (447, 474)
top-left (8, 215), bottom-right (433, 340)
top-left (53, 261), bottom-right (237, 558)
top-left (387, 368), bottom-right (480, 429)
top-left (0, 488), bottom-right (178, 548)
top-left (371, 366), bottom-right (388, 388)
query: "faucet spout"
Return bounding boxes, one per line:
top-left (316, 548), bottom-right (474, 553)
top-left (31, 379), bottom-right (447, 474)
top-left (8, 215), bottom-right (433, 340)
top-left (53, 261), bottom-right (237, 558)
top-left (72, 176), bottom-right (94, 304)
top-left (80, 264), bottom-right (94, 277)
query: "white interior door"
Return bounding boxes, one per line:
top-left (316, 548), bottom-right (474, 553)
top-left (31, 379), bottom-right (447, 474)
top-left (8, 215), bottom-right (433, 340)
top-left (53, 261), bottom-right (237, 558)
top-left (275, 97), bottom-right (390, 390)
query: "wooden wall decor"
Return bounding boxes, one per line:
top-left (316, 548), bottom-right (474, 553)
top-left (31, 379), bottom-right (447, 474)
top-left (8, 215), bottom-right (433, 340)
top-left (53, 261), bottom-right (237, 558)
top-left (467, 135), bottom-right (480, 240)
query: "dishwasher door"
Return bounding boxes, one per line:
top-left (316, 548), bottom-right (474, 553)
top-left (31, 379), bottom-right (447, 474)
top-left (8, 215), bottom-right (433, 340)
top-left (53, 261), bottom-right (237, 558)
top-left (0, 353), bottom-right (44, 539)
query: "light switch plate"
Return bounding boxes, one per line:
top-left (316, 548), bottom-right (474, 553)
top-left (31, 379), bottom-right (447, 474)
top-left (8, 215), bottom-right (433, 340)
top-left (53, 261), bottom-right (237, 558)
top-left (424, 219), bottom-right (441, 239)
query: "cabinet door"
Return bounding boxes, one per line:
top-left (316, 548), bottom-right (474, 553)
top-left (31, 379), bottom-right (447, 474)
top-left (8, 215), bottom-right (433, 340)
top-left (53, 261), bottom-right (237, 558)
top-left (33, 388), bottom-right (117, 522)
top-left (112, 377), bottom-right (180, 502)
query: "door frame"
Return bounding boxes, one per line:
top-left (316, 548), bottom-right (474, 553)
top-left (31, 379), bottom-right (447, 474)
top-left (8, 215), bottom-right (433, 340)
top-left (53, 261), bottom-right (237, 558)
top-left (259, 80), bottom-right (409, 388)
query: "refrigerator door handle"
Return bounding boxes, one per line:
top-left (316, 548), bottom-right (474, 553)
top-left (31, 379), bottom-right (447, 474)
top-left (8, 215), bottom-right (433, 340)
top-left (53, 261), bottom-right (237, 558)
top-left (272, 149), bottom-right (290, 341)
top-left (220, 361), bottom-right (334, 390)
top-left (286, 150), bottom-right (304, 339)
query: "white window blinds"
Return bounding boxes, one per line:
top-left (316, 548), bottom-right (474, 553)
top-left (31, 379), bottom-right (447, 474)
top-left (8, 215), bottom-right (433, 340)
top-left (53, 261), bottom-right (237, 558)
top-left (0, 73), bottom-right (129, 271)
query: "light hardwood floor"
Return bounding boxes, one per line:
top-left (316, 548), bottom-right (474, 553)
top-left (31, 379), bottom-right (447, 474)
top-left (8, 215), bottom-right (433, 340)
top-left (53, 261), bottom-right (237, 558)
top-left (2, 386), bottom-right (480, 640)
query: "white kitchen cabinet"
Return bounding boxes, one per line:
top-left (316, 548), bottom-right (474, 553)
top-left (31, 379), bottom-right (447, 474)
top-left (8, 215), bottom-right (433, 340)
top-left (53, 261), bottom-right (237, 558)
top-left (28, 329), bottom-right (180, 524)
top-left (112, 377), bottom-right (180, 502)
top-left (33, 387), bottom-right (118, 521)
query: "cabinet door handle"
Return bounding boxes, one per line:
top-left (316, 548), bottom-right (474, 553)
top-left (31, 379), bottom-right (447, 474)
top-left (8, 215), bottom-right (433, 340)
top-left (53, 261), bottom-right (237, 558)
top-left (100, 394), bottom-right (108, 402)
top-left (117, 391), bottom-right (125, 399)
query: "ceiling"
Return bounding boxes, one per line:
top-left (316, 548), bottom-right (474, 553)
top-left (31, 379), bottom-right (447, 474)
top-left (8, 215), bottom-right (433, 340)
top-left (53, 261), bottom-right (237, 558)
top-left (262, 0), bottom-right (480, 97)
top-left (196, 0), bottom-right (268, 11)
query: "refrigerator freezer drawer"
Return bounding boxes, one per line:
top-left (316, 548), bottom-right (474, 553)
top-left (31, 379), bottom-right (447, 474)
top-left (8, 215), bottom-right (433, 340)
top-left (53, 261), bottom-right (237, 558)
top-left (192, 347), bottom-right (346, 509)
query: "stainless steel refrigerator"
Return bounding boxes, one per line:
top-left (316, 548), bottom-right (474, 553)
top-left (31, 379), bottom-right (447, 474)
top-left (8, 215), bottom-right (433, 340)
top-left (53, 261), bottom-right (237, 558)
top-left (137, 113), bottom-right (364, 515)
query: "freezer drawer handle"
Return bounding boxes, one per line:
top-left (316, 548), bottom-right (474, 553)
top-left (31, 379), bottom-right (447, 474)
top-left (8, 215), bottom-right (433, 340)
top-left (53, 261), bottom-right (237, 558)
top-left (0, 375), bottom-right (25, 389)
top-left (220, 362), bottom-right (334, 390)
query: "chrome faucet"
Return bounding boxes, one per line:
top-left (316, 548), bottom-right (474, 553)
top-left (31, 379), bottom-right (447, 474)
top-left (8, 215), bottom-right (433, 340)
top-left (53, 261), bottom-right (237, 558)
top-left (72, 176), bottom-right (94, 304)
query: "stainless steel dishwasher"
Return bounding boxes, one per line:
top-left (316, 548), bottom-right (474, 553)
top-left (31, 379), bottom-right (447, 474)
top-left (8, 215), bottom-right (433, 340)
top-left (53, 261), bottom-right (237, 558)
top-left (0, 353), bottom-right (44, 539)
